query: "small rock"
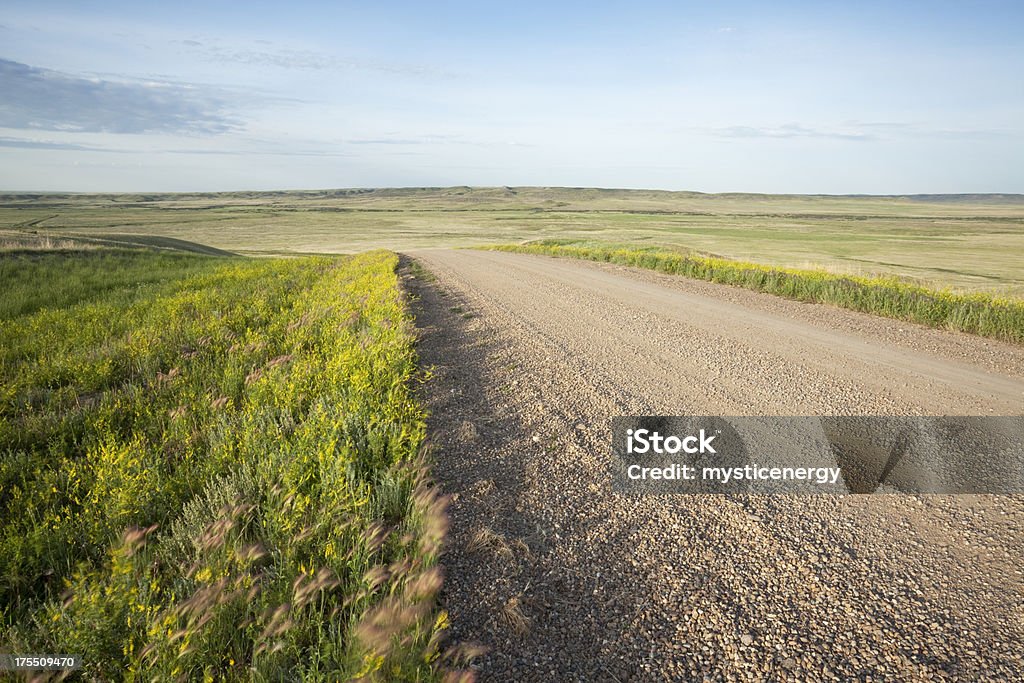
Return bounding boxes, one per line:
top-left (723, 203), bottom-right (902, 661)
top-left (741, 634), bottom-right (754, 646)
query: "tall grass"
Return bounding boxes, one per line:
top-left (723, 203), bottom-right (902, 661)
top-left (484, 241), bottom-right (1024, 344)
top-left (0, 249), bottom-right (457, 680)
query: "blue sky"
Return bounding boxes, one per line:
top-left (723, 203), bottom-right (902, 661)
top-left (1, 1), bottom-right (1022, 193)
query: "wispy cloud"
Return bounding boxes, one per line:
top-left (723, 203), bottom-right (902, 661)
top-left (345, 133), bottom-right (465, 145)
top-left (347, 138), bottom-right (433, 145)
top-left (694, 121), bottom-right (1015, 142)
top-left (0, 58), bottom-right (242, 134)
top-left (0, 133), bottom-right (361, 158)
top-left (0, 136), bottom-right (119, 152)
top-left (175, 39), bottom-right (445, 77)
top-left (160, 148), bottom-right (352, 157)
top-left (701, 123), bottom-right (873, 141)
top-left (844, 121), bottom-right (1012, 140)
top-left (344, 134), bottom-right (535, 148)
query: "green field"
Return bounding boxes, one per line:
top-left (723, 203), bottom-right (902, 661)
top-left (0, 249), bottom-right (447, 680)
top-left (1, 187), bottom-right (1023, 297)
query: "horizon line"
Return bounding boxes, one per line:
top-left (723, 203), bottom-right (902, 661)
top-left (2, 185), bottom-right (1023, 200)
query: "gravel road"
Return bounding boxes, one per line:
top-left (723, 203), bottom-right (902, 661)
top-left (402, 249), bottom-right (1024, 681)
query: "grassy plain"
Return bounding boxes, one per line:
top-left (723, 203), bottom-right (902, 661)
top-left (1, 188), bottom-right (1021, 677)
top-left (1, 187), bottom-right (1022, 297)
top-left (0, 248), bottom-right (447, 680)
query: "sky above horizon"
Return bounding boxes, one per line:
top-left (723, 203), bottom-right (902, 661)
top-left (1, 1), bottom-right (1022, 193)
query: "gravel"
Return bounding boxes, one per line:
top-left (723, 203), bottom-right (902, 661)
top-left (402, 250), bottom-right (1024, 682)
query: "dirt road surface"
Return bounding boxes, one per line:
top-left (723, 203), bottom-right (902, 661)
top-left (403, 249), bottom-right (1024, 681)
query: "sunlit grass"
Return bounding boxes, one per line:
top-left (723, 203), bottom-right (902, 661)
top-left (0, 249), bottom-right (453, 680)
top-left (485, 240), bottom-right (1024, 344)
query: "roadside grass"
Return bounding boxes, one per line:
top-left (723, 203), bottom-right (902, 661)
top-left (404, 259), bottom-right (437, 284)
top-left (0, 249), bottom-right (452, 680)
top-left (483, 241), bottom-right (1024, 345)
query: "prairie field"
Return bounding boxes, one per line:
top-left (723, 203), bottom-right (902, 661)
top-left (1, 187), bottom-right (1022, 297)
top-left (0, 248), bottom-right (447, 680)
top-left (0, 187), bottom-right (1022, 679)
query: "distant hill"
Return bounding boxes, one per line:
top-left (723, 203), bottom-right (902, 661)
top-left (2, 187), bottom-right (1022, 205)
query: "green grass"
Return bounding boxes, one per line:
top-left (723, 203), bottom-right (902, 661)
top-left (2, 187), bottom-right (1023, 297)
top-left (483, 240), bottom-right (1024, 345)
top-left (0, 249), bottom-right (449, 680)
top-left (0, 249), bottom-right (228, 320)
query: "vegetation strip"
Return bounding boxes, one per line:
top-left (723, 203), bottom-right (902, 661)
top-left (1, 249), bottom-right (453, 680)
top-left (482, 241), bottom-right (1024, 344)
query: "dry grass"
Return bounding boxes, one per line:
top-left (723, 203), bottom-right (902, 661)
top-left (511, 538), bottom-right (532, 562)
top-left (0, 229), bottom-right (95, 251)
top-left (467, 526), bottom-right (533, 563)
top-left (500, 596), bottom-right (530, 636)
top-left (467, 527), bottom-right (512, 563)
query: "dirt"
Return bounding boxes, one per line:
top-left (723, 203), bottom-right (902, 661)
top-left (402, 249), bottom-right (1024, 681)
